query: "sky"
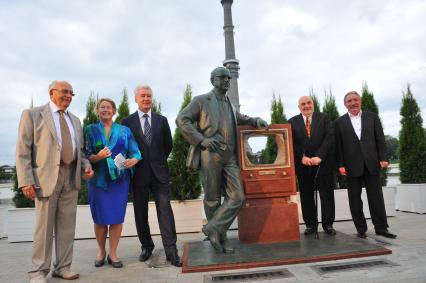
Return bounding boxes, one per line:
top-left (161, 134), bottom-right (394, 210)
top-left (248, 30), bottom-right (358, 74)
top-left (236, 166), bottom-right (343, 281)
top-left (1, 0), bottom-right (425, 165)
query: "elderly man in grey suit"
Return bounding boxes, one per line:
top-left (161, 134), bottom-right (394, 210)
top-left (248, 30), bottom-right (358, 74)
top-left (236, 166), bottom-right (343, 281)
top-left (176, 67), bottom-right (267, 253)
top-left (16, 81), bottom-right (94, 283)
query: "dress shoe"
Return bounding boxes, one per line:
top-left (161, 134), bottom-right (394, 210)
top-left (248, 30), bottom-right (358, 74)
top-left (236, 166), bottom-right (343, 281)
top-left (221, 240), bottom-right (235, 253)
top-left (139, 247), bottom-right (154, 262)
top-left (52, 269), bottom-right (80, 280)
top-left (220, 234), bottom-right (234, 253)
top-left (202, 226), bottom-right (223, 252)
top-left (324, 226), bottom-right (337, 236)
top-left (107, 255), bottom-right (123, 268)
top-left (30, 274), bottom-right (47, 283)
top-left (357, 232), bottom-right (367, 239)
top-left (166, 253), bottom-right (183, 267)
top-left (304, 227), bottom-right (317, 235)
top-left (94, 254), bottom-right (106, 267)
top-left (376, 230), bottom-right (397, 239)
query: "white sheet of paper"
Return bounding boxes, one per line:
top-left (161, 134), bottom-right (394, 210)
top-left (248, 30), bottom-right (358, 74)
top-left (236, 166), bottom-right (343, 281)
top-left (114, 153), bottom-right (126, 170)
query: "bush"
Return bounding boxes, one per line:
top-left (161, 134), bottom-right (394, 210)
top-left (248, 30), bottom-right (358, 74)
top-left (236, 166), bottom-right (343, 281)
top-left (169, 84), bottom-right (201, 200)
top-left (12, 171), bottom-right (34, 208)
top-left (361, 82), bottom-right (388, 186)
top-left (398, 85), bottom-right (426, 183)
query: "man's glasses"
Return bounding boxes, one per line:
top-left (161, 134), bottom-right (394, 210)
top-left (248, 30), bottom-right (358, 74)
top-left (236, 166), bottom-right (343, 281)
top-left (52, 89), bottom-right (75, 96)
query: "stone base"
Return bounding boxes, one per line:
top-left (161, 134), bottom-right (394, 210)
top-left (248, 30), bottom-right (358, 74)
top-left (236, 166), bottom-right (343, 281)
top-left (182, 231), bottom-right (391, 273)
top-left (238, 198), bottom-right (300, 243)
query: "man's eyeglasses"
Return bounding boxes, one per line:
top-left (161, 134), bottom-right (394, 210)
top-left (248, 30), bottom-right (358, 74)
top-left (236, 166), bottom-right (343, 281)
top-left (52, 89), bottom-right (75, 96)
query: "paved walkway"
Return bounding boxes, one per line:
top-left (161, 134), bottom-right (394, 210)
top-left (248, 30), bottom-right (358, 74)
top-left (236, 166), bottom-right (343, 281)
top-left (1, 211), bottom-right (425, 283)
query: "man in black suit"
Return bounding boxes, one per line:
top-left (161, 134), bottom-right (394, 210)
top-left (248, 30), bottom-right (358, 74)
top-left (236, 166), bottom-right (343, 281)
top-left (335, 91), bottom-right (396, 239)
top-left (121, 85), bottom-right (182, 267)
top-left (289, 96), bottom-right (336, 236)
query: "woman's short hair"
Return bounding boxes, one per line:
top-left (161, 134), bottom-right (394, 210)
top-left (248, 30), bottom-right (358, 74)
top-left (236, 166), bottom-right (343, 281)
top-left (96, 98), bottom-right (116, 112)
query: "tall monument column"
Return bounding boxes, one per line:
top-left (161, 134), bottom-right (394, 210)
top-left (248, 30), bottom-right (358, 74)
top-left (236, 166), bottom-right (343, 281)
top-left (221, 0), bottom-right (240, 110)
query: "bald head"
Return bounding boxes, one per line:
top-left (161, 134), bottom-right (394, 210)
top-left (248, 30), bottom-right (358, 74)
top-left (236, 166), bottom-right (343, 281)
top-left (298, 96), bottom-right (314, 117)
top-left (49, 80), bottom-right (74, 110)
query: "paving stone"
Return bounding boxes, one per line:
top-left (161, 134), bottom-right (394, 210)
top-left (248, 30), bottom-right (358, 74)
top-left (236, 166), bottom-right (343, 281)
top-left (1, 211), bottom-right (426, 282)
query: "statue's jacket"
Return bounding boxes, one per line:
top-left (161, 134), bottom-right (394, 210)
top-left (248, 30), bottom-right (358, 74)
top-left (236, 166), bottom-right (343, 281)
top-left (176, 90), bottom-right (258, 169)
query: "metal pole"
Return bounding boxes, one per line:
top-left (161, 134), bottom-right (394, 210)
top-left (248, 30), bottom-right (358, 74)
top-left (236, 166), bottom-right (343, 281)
top-left (221, 0), bottom-right (240, 111)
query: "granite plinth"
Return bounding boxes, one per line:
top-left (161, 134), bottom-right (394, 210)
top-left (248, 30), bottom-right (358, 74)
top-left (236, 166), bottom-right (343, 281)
top-left (238, 199), bottom-right (300, 243)
top-left (182, 231), bottom-right (391, 273)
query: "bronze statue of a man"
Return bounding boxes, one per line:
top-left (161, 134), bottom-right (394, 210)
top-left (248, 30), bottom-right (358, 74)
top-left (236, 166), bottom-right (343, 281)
top-left (176, 67), bottom-right (267, 253)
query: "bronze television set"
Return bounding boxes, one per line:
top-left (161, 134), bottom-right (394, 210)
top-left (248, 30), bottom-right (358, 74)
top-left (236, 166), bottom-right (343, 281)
top-left (237, 124), bottom-right (300, 243)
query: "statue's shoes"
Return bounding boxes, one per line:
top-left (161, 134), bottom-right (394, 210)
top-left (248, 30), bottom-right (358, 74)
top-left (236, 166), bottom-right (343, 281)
top-left (202, 226), bottom-right (223, 252)
top-left (221, 240), bottom-right (234, 254)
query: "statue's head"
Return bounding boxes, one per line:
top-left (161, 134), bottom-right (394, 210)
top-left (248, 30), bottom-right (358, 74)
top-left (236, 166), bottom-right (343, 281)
top-left (210, 67), bottom-right (231, 93)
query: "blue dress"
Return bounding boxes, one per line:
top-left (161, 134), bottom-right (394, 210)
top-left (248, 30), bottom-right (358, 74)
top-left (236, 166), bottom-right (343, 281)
top-left (84, 123), bottom-right (141, 225)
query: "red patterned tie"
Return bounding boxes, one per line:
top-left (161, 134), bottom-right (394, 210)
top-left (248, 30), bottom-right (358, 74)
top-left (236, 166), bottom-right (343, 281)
top-left (306, 117), bottom-right (311, 139)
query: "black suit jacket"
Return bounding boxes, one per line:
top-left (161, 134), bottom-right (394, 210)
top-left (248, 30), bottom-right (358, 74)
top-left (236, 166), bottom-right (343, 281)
top-left (335, 111), bottom-right (387, 177)
top-left (288, 112), bottom-right (334, 175)
top-left (122, 111), bottom-right (173, 186)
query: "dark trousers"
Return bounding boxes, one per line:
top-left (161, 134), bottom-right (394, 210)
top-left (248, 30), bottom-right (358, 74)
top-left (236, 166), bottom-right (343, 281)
top-left (132, 167), bottom-right (177, 256)
top-left (346, 167), bottom-right (388, 233)
top-left (297, 167), bottom-right (335, 230)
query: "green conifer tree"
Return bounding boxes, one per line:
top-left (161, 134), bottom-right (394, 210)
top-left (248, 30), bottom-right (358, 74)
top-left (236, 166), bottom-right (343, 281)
top-left (79, 92), bottom-right (99, 205)
top-left (322, 89), bottom-right (339, 122)
top-left (169, 84), bottom-right (201, 200)
top-left (309, 88), bottom-right (321, 113)
top-left (83, 92), bottom-right (99, 128)
top-left (152, 99), bottom-right (162, 114)
top-left (360, 82), bottom-right (388, 186)
top-left (115, 88), bottom-right (130, 124)
top-left (399, 85), bottom-right (426, 183)
top-left (321, 89), bottom-right (344, 189)
top-left (361, 82), bottom-right (379, 114)
top-left (263, 93), bottom-right (287, 163)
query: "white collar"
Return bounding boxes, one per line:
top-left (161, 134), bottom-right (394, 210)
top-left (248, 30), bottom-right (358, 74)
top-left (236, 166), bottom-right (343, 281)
top-left (302, 113), bottom-right (313, 122)
top-left (348, 110), bottom-right (362, 118)
top-left (137, 109), bottom-right (152, 119)
top-left (49, 101), bottom-right (68, 114)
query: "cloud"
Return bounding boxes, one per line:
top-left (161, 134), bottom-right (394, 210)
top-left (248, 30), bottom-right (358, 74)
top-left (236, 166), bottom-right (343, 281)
top-left (1, 0), bottom-right (425, 164)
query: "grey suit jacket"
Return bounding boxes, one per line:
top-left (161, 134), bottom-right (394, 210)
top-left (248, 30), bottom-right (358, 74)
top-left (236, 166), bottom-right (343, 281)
top-left (176, 90), bottom-right (258, 169)
top-left (16, 103), bottom-right (91, 197)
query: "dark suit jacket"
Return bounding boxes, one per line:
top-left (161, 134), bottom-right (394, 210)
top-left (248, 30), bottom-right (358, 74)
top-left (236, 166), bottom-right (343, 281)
top-left (122, 111), bottom-right (173, 186)
top-left (335, 111), bottom-right (387, 177)
top-left (288, 112), bottom-right (334, 175)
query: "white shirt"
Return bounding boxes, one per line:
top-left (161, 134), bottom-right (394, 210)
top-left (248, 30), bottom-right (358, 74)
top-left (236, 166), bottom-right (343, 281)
top-left (302, 114), bottom-right (312, 125)
top-left (137, 109), bottom-right (152, 134)
top-left (49, 101), bottom-right (76, 154)
top-left (348, 111), bottom-right (362, 140)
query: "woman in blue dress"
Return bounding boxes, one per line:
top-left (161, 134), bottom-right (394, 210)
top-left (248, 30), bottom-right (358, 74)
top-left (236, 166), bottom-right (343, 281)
top-left (84, 98), bottom-right (141, 268)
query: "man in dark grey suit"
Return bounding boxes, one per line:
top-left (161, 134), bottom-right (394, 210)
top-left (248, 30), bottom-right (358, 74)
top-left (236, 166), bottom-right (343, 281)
top-left (335, 91), bottom-right (396, 239)
top-left (122, 85), bottom-right (181, 267)
top-left (176, 67), bottom-right (267, 253)
top-left (289, 96), bottom-right (336, 236)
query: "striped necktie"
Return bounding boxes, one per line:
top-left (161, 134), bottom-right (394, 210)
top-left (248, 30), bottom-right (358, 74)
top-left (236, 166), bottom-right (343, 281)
top-left (143, 113), bottom-right (152, 145)
top-left (59, 111), bottom-right (73, 164)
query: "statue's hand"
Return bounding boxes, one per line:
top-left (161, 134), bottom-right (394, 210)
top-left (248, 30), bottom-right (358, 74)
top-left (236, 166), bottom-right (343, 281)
top-left (201, 138), bottom-right (220, 152)
top-left (256, 118), bottom-right (268, 128)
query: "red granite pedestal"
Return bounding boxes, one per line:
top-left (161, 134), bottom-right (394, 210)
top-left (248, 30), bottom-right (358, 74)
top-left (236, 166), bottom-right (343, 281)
top-left (238, 197), bottom-right (300, 243)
